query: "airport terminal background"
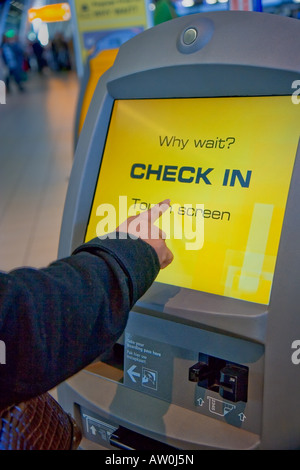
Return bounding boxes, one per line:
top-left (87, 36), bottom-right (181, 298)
top-left (0, 0), bottom-right (300, 445)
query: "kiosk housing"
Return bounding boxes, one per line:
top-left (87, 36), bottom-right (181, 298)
top-left (58, 11), bottom-right (300, 450)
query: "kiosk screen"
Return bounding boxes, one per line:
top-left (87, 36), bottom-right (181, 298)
top-left (85, 96), bottom-right (299, 305)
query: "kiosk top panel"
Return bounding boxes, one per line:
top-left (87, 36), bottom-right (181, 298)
top-left (106, 11), bottom-right (300, 98)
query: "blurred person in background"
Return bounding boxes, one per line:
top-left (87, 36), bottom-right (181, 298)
top-left (1, 33), bottom-right (25, 93)
top-left (0, 50), bottom-right (6, 82)
top-left (31, 38), bottom-right (47, 74)
top-left (154, 0), bottom-right (178, 25)
top-left (51, 32), bottom-right (71, 71)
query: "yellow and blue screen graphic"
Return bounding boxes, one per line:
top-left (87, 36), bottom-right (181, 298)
top-left (86, 96), bottom-right (299, 305)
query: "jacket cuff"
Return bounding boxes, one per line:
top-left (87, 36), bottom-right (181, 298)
top-left (72, 234), bottom-right (160, 304)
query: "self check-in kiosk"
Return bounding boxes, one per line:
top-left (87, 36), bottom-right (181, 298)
top-left (58, 11), bottom-right (300, 450)
top-left (73, 48), bottom-right (118, 148)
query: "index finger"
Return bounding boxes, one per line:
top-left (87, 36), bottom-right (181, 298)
top-left (144, 199), bottom-right (171, 222)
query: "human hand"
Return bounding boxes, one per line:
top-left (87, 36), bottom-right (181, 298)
top-left (116, 199), bottom-right (174, 269)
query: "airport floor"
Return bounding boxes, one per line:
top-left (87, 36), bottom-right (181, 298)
top-left (0, 70), bottom-right (79, 399)
top-left (0, 70), bottom-right (79, 272)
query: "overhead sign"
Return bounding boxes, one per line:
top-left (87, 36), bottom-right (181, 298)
top-left (28, 3), bottom-right (71, 23)
top-left (70, 0), bottom-right (150, 77)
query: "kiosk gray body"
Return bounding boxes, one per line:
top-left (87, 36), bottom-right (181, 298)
top-left (58, 11), bottom-right (300, 450)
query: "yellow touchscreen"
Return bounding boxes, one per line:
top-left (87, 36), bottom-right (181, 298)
top-left (85, 96), bottom-right (299, 305)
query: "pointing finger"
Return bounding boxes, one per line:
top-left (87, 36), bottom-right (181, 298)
top-left (142, 199), bottom-right (171, 222)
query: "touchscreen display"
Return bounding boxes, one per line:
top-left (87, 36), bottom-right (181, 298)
top-left (85, 96), bottom-right (299, 305)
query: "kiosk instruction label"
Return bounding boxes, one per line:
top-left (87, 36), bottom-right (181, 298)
top-left (124, 332), bottom-right (196, 403)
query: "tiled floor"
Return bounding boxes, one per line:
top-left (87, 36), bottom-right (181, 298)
top-left (0, 70), bottom-right (79, 272)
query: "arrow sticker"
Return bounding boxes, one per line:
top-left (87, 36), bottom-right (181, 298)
top-left (90, 425), bottom-right (97, 436)
top-left (197, 398), bottom-right (204, 406)
top-left (127, 364), bottom-right (141, 383)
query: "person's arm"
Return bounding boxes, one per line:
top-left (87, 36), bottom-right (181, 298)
top-left (0, 201), bottom-right (173, 408)
top-left (0, 236), bottom-right (159, 407)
